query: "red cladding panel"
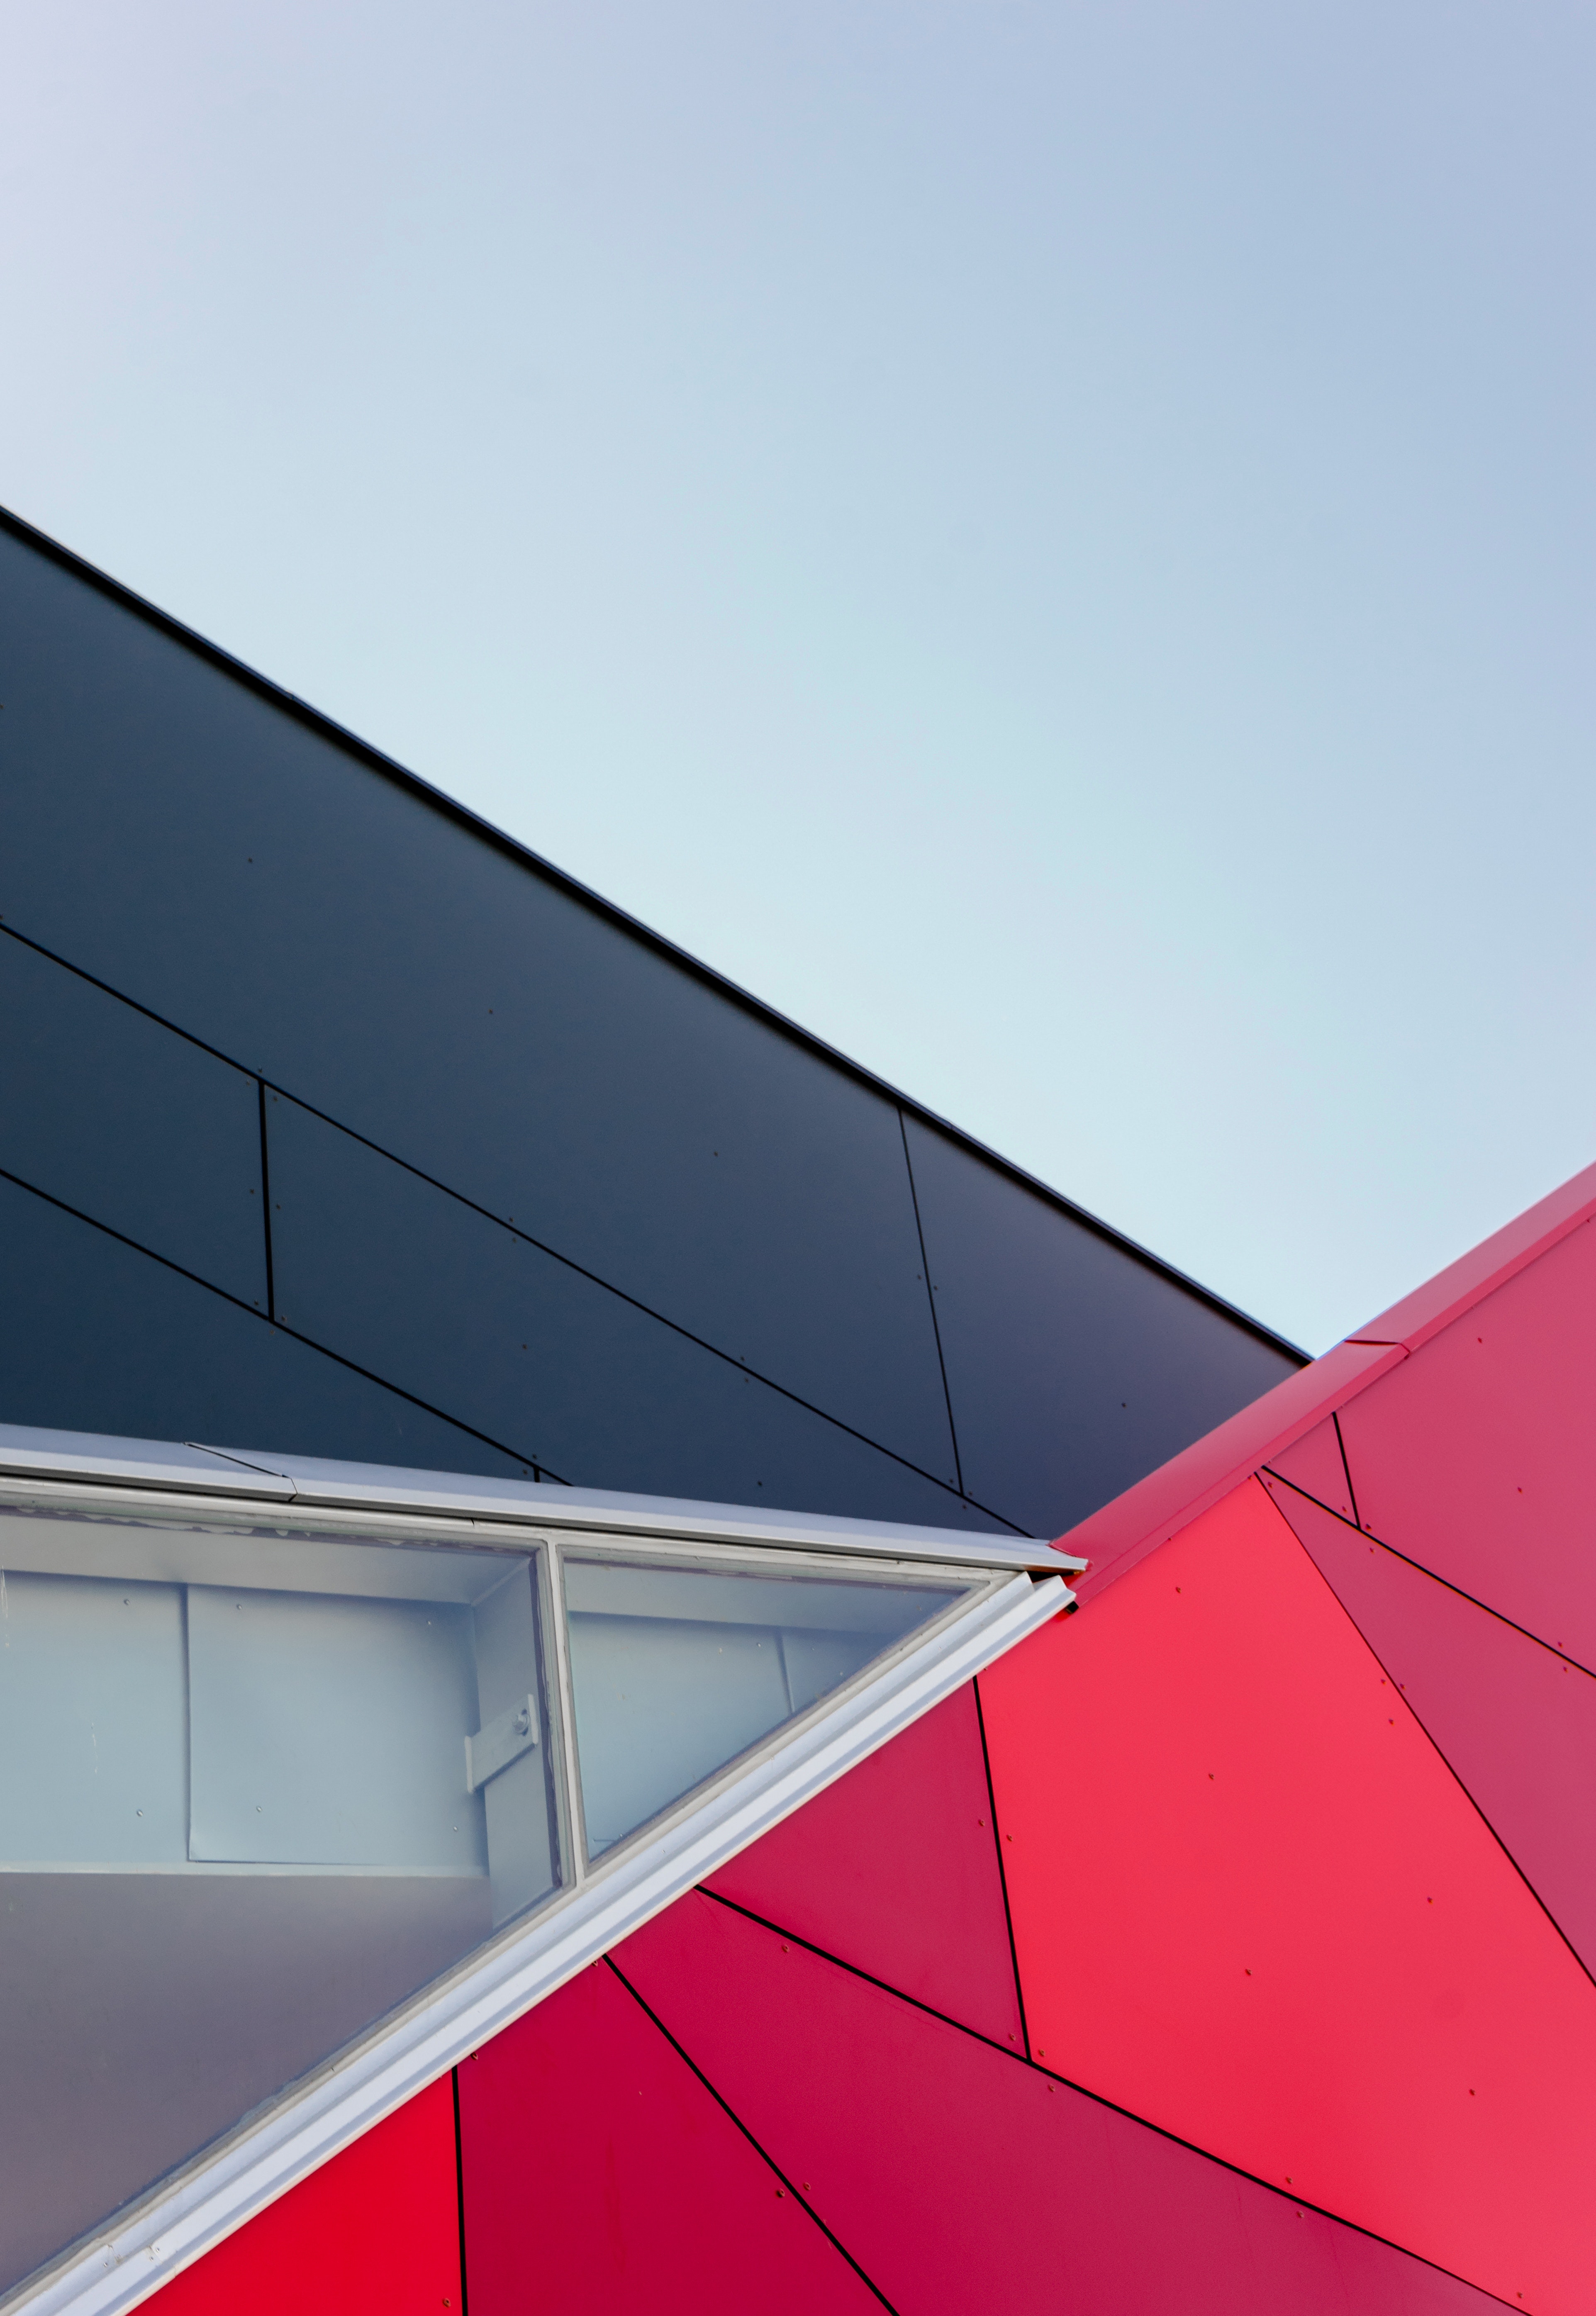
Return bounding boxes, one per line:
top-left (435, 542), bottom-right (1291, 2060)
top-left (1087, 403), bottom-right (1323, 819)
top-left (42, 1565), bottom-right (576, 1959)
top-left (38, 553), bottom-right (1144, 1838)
top-left (147, 2077), bottom-right (460, 2316)
top-left (980, 1477), bottom-right (1596, 2314)
top-left (1267, 1417), bottom-right (1357, 1524)
top-left (1337, 1218), bottom-right (1596, 1666)
top-left (705, 1682), bottom-right (1022, 2045)
top-left (456, 1955), bottom-right (878, 2316)
top-left (1265, 1477), bottom-right (1596, 1978)
top-left (616, 1890), bottom-right (1501, 2316)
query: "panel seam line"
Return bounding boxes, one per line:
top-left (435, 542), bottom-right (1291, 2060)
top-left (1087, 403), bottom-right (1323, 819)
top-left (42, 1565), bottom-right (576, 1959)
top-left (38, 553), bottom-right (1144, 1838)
top-left (0, 922), bottom-right (1023, 1533)
top-left (0, 1163), bottom-right (556, 1483)
top-left (450, 2067), bottom-right (470, 2316)
top-left (1260, 1477), bottom-right (1596, 1998)
top-left (603, 1953), bottom-right (902, 2313)
top-left (899, 1110), bottom-right (964, 1498)
top-left (1262, 1469), bottom-right (1596, 1679)
top-left (685, 1890), bottom-right (1514, 2301)
top-left (972, 1673), bottom-right (1032, 2059)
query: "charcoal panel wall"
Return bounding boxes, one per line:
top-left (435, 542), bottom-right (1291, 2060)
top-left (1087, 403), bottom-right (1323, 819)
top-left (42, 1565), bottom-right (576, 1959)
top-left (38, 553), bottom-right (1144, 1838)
top-left (0, 932), bottom-right (266, 1308)
top-left (904, 1118), bottom-right (1300, 1536)
top-left (0, 1174), bottom-right (531, 1478)
top-left (0, 514), bottom-right (1302, 1521)
top-left (267, 1095), bottom-right (999, 1529)
top-left (0, 528), bottom-right (955, 1480)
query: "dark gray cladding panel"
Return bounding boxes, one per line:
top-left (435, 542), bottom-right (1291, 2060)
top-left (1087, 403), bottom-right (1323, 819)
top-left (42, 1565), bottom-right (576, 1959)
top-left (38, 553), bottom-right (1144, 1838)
top-left (0, 933), bottom-right (267, 1308)
top-left (0, 1174), bottom-right (533, 1479)
top-left (0, 517), bottom-right (1301, 1531)
top-left (266, 1094), bottom-right (1003, 1532)
top-left (0, 526), bottom-right (956, 1483)
top-left (904, 1117), bottom-right (1301, 1539)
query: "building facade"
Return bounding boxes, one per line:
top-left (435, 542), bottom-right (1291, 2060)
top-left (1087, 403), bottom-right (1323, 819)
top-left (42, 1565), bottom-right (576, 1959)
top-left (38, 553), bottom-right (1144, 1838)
top-left (2, 507), bottom-right (1589, 2315)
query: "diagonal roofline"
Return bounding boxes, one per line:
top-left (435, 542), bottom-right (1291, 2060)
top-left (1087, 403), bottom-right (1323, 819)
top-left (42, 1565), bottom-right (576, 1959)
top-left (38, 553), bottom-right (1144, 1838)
top-left (1055, 1154), bottom-right (1596, 1601)
top-left (0, 499), bottom-right (1303, 1367)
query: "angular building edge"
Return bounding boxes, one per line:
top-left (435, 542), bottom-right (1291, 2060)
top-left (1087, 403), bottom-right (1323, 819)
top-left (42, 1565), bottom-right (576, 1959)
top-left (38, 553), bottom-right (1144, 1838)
top-left (1056, 1155), bottom-right (1596, 1601)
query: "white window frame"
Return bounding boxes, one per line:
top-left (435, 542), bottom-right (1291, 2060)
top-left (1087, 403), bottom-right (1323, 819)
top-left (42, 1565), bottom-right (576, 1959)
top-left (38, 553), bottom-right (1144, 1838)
top-left (0, 1433), bottom-right (1080, 2316)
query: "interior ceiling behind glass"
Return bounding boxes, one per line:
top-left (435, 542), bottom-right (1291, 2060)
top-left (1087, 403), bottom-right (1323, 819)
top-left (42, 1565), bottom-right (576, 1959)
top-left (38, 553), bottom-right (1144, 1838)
top-left (0, 1494), bottom-right (982, 2303)
top-left (565, 1557), bottom-right (965, 1856)
top-left (0, 1503), bottom-right (558, 2298)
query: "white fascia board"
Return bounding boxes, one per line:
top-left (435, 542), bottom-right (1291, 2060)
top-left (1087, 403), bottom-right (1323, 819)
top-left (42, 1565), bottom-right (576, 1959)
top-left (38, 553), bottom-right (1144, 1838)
top-left (5, 1565), bottom-right (1068, 2316)
top-left (0, 1425), bottom-right (297, 1502)
top-left (0, 1421), bottom-right (1086, 1575)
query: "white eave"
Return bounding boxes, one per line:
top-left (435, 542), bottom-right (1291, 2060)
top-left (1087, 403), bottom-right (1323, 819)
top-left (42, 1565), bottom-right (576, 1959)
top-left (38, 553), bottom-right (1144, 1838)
top-left (0, 1421), bottom-right (1086, 1578)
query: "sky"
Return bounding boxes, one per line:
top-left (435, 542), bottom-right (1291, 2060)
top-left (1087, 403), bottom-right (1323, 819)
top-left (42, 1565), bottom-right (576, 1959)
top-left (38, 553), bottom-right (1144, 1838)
top-left (2, 2), bottom-right (1592, 1354)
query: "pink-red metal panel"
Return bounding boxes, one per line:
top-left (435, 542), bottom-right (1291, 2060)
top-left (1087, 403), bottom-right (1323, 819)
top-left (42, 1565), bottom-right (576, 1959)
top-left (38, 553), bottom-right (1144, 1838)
top-left (980, 1475), bottom-right (1596, 2314)
top-left (1337, 1218), bottom-right (1596, 1667)
top-left (616, 1889), bottom-right (1501, 2315)
top-left (704, 1682), bottom-right (1022, 2044)
top-left (147, 2077), bottom-right (461, 2316)
top-left (1266, 1416), bottom-right (1357, 1523)
top-left (456, 1954), bottom-right (879, 2314)
top-left (1265, 1476), bottom-right (1596, 1977)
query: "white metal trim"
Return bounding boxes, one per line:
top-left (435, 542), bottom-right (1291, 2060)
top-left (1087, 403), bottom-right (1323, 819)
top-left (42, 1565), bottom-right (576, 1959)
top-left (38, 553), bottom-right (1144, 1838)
top-left (0, 1423), bottom-right (1085, 1575)
top-left (5, 1566), bottom-right (1067, 2316)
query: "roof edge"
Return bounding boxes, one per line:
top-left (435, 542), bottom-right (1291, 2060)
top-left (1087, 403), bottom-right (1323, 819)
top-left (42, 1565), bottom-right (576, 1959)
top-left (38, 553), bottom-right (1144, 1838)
top-left (1057, 1150), bottom-right (1596, 1603)
top-left (0, 500), bottom-right (1302, 1364)
top-left (1059, 1339), bottom-right (1406, 1604)
top-left (0, 1418), bottom-right (1082, 1577)
top-left (1347, 1158), bottom-right (1596, 1355)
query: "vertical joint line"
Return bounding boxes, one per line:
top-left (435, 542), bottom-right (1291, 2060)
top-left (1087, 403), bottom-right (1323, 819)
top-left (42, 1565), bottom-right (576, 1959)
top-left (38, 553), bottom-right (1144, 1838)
top-left (451, 2066), bottom-right (470, 2316)
top-left (256, 1079), bottom-right (276, 1323)
top-left (973, 1673), bottom-right (1031, 2062)
top-left (963, 1667), bottom-right (1028, 2066)
top-left (899, 1110), bottom-right (963, 1497)
top-left (1331, 1410), bottom-right (1362, 1530)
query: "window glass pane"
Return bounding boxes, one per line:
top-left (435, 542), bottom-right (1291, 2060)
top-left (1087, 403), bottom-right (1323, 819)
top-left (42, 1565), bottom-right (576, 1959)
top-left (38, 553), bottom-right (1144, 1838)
top-left (564, 1558), bottom-right (965, 1856)
top-left (0, 1490), bottom-right (990, 2301)
top-left (0, 1500), bottom-right (561, 2297)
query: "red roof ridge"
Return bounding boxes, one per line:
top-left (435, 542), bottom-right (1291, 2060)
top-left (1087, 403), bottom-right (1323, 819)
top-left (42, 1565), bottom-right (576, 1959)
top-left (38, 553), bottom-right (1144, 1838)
top-left (1344, 1155), bottom-right (1596, 1356)
top-left (1052, 1154), bottom-right (1596, 1604)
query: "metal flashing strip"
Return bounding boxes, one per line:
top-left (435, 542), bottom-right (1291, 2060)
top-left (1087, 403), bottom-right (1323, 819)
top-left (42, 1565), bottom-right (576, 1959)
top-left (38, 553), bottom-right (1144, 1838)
top-left (0, 1429), bottom-right (297, 1503)
top-left (5, 1561), bottom-right (1067, 2316)
top-left (0, 1422), bottom-right (1084, 1577)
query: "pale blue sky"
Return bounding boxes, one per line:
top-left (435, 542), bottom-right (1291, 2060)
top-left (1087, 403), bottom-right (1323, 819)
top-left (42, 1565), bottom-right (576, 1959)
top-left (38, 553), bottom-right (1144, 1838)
top-left (4, 2), bottom-right (1592, 1352)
